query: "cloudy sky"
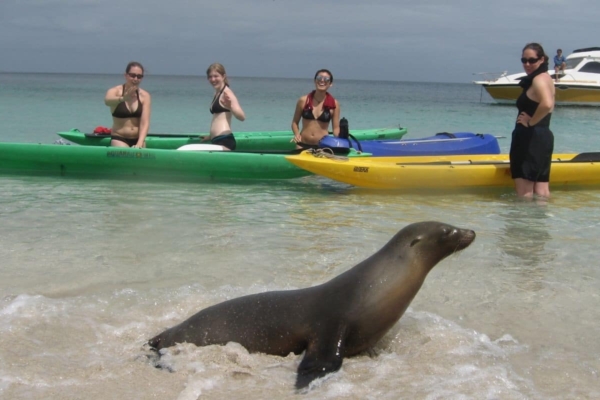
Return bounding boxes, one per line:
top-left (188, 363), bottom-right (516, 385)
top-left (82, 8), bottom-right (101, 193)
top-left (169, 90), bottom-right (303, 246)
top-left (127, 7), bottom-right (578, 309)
top-left (1, 0), bottom-right (598, 83)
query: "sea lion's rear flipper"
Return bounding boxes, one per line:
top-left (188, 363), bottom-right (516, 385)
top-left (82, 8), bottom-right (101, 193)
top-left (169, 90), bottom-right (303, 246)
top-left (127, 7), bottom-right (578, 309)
top-left (295, 328), bottom-right (346, 389)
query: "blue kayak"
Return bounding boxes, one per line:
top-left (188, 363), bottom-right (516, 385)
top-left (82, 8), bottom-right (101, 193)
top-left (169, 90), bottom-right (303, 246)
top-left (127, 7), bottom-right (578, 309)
top-left (319, 132), bottom-right (501, 156)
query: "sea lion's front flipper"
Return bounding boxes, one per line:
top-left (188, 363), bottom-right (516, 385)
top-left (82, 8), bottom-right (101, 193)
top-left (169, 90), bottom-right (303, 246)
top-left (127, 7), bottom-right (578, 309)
top-left (295, 327), bottom-right (346, 389)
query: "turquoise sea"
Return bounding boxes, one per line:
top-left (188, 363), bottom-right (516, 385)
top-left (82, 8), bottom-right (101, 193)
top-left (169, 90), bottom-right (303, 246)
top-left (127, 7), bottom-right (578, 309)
top-left (1, 73), bottom-right (600, 399)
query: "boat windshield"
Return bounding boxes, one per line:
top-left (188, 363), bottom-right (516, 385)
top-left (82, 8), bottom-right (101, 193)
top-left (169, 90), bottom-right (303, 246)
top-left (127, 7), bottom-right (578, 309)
top-left (565, 57), bottom-right (584, 70)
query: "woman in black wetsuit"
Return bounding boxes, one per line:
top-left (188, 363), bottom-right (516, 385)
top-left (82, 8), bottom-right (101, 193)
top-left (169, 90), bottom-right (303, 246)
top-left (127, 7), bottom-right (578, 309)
top-left (291, 69), bottom-right (341, 148)
top-left (104, 61), bottom-right (152, 148)
top-left (510, 43), bottom-right (555, 198)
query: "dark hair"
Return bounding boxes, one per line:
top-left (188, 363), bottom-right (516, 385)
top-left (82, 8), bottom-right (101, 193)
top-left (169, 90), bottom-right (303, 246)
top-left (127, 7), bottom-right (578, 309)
top-left (126, 61), bottom-right (145, 74)
top-left (522, 43), bottom-right (548, 62)
top-left (314, 69), bottom-right (333, 83)
top-left (557, 49), bottom-right (562, 52)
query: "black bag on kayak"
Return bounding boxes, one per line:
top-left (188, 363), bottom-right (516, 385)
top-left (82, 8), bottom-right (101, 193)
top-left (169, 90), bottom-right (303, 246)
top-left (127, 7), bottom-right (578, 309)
top-left (339, 117), bottom-right (349, 138)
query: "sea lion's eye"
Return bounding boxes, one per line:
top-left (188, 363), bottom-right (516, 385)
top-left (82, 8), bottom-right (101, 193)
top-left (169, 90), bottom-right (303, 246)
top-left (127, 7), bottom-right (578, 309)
top-left (410, 238), bottom-right (421, 247)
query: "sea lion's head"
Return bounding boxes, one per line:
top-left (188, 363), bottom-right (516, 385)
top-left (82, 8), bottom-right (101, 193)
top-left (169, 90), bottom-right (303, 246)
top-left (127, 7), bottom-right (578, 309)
top-left (387, 221), bottom-right (475, 271)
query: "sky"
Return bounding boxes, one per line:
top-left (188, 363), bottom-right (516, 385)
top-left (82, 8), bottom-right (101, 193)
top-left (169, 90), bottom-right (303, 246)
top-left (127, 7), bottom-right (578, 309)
top-left (1, 0), bottom-right (599, 83)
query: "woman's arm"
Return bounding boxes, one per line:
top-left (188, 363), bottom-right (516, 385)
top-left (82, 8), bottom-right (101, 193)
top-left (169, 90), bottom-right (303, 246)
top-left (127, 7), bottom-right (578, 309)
top-left (291, 97), bottom-right (305, 142)
top-left (331, 100), bottom-right (341, 136)
top-left (105, 85), bottom-right (137, 107)
top-left (104, 86), bottom-right (123, 107)
top-left (529, 76), bottom-right (554, 126)
top-left (136, 91), bottom-right (152, 148)
top-left (223, 88), bottom-right (245, 121)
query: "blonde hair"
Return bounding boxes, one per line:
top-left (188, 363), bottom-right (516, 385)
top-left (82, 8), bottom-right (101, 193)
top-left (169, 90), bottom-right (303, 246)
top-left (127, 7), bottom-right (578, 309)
top-left (206, 63), bottom-right (229, 86)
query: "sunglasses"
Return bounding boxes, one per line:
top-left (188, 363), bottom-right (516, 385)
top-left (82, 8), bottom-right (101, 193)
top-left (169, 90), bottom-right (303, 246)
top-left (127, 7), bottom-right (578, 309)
top-left (521, 57), bottom-right (540, 65)
top-left (315, 75), bottom-right (331, 83)
top-left (127, 73), bottom-right (144, 79)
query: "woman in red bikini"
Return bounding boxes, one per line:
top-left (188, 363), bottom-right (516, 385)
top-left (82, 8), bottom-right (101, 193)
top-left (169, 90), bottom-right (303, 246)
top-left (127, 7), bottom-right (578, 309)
top-left (291, 69), bottom-right (341, 148)
top-left (104, 61), bottom-right (152, 148)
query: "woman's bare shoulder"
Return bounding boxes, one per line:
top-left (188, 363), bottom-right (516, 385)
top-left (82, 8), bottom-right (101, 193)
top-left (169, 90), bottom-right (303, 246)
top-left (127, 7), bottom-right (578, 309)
top-left (139, 88), bottom-right (151, 98)
top-left (106, 84), bottom-right (122, 94)
top-left (296, 94), bottom-right (308, 104)
top-left (536, 73), bottom-right (553, 83)
top-left (224, 86), bottom-right (237, 97)
top-left (534, 73), bottom-right (554, 89)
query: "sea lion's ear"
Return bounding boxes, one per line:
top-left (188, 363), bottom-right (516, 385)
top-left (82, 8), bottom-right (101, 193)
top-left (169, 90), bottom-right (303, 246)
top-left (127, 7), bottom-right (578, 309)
top-left (409, 238), bottom-right (421, 247)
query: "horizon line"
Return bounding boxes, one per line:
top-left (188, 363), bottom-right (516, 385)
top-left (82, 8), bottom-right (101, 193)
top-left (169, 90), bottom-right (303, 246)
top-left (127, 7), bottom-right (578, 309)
top-left (0, 71), bottom-right (467, 85)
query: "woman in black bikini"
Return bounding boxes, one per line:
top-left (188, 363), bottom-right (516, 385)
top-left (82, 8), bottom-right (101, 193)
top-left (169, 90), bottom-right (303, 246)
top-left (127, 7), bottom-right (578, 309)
top-left (291, 69), bottom-right (341, 148)
top-left (510, 43), bottom-right (555, 198)
top-left (104, 61), bottom-right (152, 148)
top-left (206, 63), bottom-right (245, 151)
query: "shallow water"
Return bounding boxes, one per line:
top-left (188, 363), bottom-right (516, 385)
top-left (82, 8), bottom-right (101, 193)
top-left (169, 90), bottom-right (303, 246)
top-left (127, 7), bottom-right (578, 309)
top-left (1, 74), bottom-right (600, 399)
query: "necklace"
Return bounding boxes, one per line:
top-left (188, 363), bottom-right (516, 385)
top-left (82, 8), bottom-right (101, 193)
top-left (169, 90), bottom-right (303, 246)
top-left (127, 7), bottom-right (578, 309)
top-left (313, 93), bottom-right (326, 104)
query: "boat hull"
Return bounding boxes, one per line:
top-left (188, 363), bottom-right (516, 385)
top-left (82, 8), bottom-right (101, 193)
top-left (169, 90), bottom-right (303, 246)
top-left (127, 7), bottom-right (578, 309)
top-left (320, 132), bottom-right (500, 156)
top-left (475, 47), bottom-right (600, 106)
top-left (0, 143), bottom-right (311, 181)
top-left (479, 83), bottom-right (600, 106)
top-left (478, 84), bottom-right (522, 104)
top-left (58, 127), bottom-right (408, 151)
top-left (285, 152), bottom-right (600, 190)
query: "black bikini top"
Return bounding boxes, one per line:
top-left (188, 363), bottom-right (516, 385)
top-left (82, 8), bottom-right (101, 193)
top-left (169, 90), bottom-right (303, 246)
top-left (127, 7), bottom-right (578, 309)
top-left (301, 91), bottom-right (336, 123)
top-left (112, 85), bottom-right (142, 119)
top-left (210, 85), bottom-right (231, 114)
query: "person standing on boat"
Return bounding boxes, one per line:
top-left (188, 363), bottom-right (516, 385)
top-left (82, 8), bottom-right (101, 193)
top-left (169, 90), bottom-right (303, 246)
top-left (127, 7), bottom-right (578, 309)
top-left (510, 43), bottom-right (555, 198)
top-left (553, 49), bottom-right (567, 82)
top-left (291, 69), bottom-right (341, 148)
top-left (205, 63), bottom-right (245, 151)
top-left (104, 62), bottom-right (152, 148)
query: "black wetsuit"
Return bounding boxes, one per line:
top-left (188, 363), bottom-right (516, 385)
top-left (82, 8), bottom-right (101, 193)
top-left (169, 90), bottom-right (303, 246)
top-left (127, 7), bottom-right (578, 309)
top-left (509, 91), bottom-right (554, 182)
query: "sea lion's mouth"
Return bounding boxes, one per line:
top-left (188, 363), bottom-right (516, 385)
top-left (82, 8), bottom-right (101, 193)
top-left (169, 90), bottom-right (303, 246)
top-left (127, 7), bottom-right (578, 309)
top-left (455, 230), bottom-right (476, 251)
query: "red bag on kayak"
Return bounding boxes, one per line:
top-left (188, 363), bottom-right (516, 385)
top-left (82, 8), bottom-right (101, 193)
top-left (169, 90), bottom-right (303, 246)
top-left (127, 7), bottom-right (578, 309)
top-left (93, 126), bottom-right (112, 135)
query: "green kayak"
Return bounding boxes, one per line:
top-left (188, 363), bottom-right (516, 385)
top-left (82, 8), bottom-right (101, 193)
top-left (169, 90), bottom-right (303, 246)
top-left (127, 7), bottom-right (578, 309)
top-left (57, 126), bottom-right (408, 151)
top-left (0, 143), bottom-right (316, 181)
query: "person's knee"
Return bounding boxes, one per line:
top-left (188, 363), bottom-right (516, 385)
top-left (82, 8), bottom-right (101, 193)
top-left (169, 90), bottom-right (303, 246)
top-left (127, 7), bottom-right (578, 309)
top-left (534, 183), bottom-right (550, 198)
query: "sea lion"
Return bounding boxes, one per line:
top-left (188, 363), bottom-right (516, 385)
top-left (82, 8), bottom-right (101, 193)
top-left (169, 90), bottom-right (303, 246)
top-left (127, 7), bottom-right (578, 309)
top-left (148, 221), bottom-right (475, 389)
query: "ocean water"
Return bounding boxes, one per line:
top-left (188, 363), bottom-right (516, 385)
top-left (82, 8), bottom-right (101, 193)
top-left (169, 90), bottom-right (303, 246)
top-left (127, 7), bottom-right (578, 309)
top-left (1, 73), bottom-right (600, 399)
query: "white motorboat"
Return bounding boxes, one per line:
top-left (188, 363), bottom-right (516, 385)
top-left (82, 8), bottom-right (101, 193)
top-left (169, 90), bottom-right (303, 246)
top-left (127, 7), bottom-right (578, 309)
top-left (473, 47), bottom-right (600, 106)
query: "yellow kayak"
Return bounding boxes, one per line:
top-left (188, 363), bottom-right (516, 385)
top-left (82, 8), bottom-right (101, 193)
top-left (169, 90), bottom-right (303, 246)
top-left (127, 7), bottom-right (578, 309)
top-left (285, 151), bottom-right (600, 189)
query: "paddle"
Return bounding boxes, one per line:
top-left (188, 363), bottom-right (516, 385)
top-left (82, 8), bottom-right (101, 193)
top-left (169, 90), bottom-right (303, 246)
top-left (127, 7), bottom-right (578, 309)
top-left (394, 152), bottom-right (600, 166)
top-left (571, 152), bottom-right (600, 162)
